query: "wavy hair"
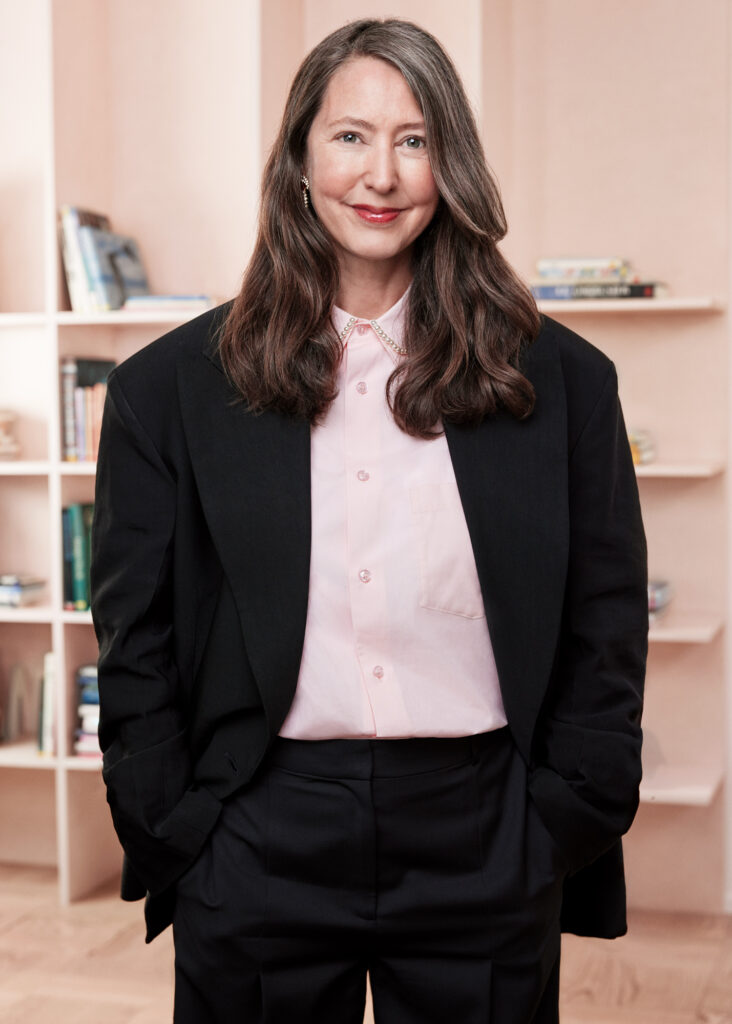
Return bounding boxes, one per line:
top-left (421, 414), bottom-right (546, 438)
top-left (217, 18), bottom-right (540, 438)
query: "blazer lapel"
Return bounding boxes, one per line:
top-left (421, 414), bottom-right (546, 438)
top-left (444, 336), bottom-right (569, 763)
top-left (177, 343), bottom-right (311, 735)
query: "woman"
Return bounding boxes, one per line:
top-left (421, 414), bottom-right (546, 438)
top-left (90, 17), bottom-right (647, 1024)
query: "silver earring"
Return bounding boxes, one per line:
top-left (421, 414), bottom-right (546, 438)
top-left (301, 174), bottom-right (310, 210)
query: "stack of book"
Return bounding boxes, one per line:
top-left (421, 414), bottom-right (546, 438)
top-left (61, 357), bottom-right (116, 462)
top-left (58, 204), bottom-right (216, 314)
top-left (0, 573), bottom-right (45, 608)
top-left (530, 257), bottom-right (668, 300)
top-left (73, 664), bottom-right (100, 757)
top-left (62, 503), bottom-right (94, 611)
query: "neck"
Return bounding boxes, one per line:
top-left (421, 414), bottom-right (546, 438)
top-left (335, 251), bottom-right (412, 320)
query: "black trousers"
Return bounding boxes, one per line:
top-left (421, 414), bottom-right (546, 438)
top-left (172, 726), bottom-right (568, 1023)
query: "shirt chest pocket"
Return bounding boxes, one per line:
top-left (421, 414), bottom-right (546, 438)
top-left (409, 482), bottom-right (486, 620)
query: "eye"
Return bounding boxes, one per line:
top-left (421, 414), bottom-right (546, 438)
top-left (403, 136), bottom-right (426, 149)
top-left (337, 132), bottom-right (361, 144)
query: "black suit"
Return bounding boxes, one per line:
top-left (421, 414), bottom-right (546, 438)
top-left (90, 303), bottom-right (647, 947)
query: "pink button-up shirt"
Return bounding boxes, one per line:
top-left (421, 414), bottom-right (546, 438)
top-left (278, 285), bottom-right (507, 739)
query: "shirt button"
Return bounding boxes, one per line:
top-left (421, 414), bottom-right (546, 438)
top-left (372, 665), bottom-right (384, 679)
top-left (356, 381), bottom-right (368, 394)
top-left (357, 470), bottom-right (370, 481)
top-left (357, 323), bottom-right (369, 335)
top-left (358, 569), bottom-right (372, 583)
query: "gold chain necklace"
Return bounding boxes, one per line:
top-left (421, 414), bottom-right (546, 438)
top-left (338, 316), bottom-right (407, 356)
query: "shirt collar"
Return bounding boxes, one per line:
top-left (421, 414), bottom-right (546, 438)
top-left (331, 283), bottom-right (411, 363)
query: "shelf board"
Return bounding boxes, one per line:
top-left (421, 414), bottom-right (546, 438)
top-left (648, 609), bottom-right (722, 643)
top-left (640, 763), bottom-right (724, 806)
top-left (0, 313), bottom-right (48, 327)
top-left (60, 461), bottom-right (97, 475)
top-left (62, 755), bottom-right (102, 771)
top-left (0, 605), bottom-right (53, 624)
top-left (538, 297), bottom-right (724, 314)
top-left (0, 460), bottom-right (51, 475)
top-left (56, 308), bottom-right (213, 326)
top-left (61, 610), bottom-right (93, 625)
top-left (636, 459), bottom-right (724, 478)
top-left (0, 741), bottom-right (57, 769)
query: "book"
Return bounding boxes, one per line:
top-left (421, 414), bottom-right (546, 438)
top-left (65, 503), bottom-right (93, 610)
top-left (62, 508), bottom-right (74, 608)
top-left (38, 651), bottom-right (55, 756)
top-left (0, 574), bottom-right (45, 607)
top-left (77, 225), bottom-right (149, 310)
top-left (535, 257), bottom-right (633, 281)
top-left (58, 206), bottom-right (112, 313)
top-left (531, 281), bottom-right (668, 300)
top-left (121, 294), bottom-right (215, 311)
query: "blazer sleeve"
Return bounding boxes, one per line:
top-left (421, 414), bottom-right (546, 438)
top-left (90, 371), bottom-right (222, 897)
top-left (528, 361), bottom-right (648, 873)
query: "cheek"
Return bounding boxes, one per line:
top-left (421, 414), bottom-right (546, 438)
top-left (407, 163), bottom-right (439, 208)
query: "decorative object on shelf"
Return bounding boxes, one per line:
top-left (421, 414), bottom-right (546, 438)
top-left (0, 573), bottom-right (45, 607)
top-left (62, 502), bottom-right (94, 610)
top-left (628, 429), bottom-right (656, 466)
top-left (73, 663), bottom-right (100, 757)
top-left (530, 257), bottom-right (668, 300)
top-left (0, 410), bottom-right (20, 459)
top-left (61, 358), bottom-right (116, 461)
top-left (648, 579), bottom-right (673, 622)
top-left (3, 663), bottom-right (39, 741)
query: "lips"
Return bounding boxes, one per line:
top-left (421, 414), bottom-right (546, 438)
top-left (351, 205), bottom-right (402, 224)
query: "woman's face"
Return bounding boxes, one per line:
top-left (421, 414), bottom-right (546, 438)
top-left (304, 56), bottom-right (440, 276)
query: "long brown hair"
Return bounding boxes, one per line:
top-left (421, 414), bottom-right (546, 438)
top-left (217, 18), bottom-right (540, 438)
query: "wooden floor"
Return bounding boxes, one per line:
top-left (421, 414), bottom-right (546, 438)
top-left (0, 863), bottom-right (730, 1022)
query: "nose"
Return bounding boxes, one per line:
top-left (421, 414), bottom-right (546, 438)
top-left (363, 139), bottom-right (398, 193)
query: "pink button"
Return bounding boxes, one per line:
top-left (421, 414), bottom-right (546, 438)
top-left (356, 381), bottom-right (368, 394)
top-left (357, 324), bottom-right (369, 335)
top-left (372, 665), bottom-right (384, 679)
top-left (358, 569), bottom-right (372, 583)
top-left (357, 470), bottom-right (370, 481)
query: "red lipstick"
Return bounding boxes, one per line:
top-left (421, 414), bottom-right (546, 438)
top-left (351, 205), bottom-right (402, 224)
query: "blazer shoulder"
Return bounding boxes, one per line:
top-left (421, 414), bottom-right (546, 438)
top-left (531, 313), bottom-right (617, 445)
top-left (110, 300), bottom-right (233, 413)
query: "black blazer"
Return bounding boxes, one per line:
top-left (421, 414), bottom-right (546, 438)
top-left (90, 303), bottom-right (648, 945)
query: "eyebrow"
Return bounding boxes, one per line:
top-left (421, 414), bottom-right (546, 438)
top-left (327, 117), bottom-right (425, 132)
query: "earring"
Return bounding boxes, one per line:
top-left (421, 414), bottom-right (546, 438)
top-left (301, 174), bottom-right (310, 210)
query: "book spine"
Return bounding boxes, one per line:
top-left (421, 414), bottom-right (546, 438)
top-left (38, 651), bottom-right (55, 756)
top-left (77, 225), bottom-right (107, 311)
top-left (74, 387), bottom-right (86, 462)
top-left (531, 282), bottom-right (667, 300)
top-left (60, 358), bottom-right (78, 461)
top-left (91, 382), bottom-right (106, 461)
top-left (62, 507), bottom-right (74, 609)
top-left (59, 207), bottom-right (91, 313)
top-left (67, 503), bottom-right (89, 610)
top-left (84, 388), bottom-right (93, 460)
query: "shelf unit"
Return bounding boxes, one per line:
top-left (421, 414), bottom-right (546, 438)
top-left (1, 0), bottom-right (730, 917)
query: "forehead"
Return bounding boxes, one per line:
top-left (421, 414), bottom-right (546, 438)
top-left (315, 55), bottom-right (423, 124)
